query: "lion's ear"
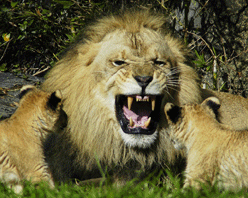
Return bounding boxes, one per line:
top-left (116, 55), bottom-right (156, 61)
top-left (201, 97), bottom-right (220, 119)
top-left (19, 85), bottom-right (35, 99)
top-left (47, 90), bottom-right (62, 111)
top-left (164, 103), bottom-right (182, 124)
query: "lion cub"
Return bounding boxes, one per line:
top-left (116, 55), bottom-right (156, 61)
top-left (164, 97), bottom-right (248, 191)
top-left (0, 85), bottom-right (67, 193)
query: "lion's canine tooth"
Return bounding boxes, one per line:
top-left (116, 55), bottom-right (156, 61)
top-left (144, 117), bottom-right (151, 128)
top-left (151, 96), bottom-right (156, 111)
top-left (128, 97), bottom-right (133, 110)
top-left (129, 117), bottom-right (134, 127)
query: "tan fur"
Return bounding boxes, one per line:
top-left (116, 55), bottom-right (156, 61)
top-left (42, 10), bottom-right (248, 184)
top-left (165, 98), bottom-right (248, 190)
top-left (203, 90), bottom-right (248, 130)
top-left (0, 85), bottom-right (67, 193)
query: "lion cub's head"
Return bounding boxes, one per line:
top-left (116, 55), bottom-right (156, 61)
top-left (18, 85), bottom-right (67, 134)
top-left (164, 97), bottom-right (221, 149)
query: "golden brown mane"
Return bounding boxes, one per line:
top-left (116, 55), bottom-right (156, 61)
top-left (42, 10), bottom-right (202, 183)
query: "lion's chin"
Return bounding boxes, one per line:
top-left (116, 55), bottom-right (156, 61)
top-left (115, 94), bottom-right (162, 136)
top-left (119, 129), bottom-right (158, 149)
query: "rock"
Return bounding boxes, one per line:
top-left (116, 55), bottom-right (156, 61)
top-left (0, 72), bottom-right (44, 120)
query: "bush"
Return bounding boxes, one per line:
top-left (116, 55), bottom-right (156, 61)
top-left (0, 0), bottom-right (108, 75)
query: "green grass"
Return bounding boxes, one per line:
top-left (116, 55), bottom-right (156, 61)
top-left (1, 174), bottom-right (248, 198)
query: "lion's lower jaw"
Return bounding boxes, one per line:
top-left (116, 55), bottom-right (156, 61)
top-left (119, 129), bottom-right (158, 149)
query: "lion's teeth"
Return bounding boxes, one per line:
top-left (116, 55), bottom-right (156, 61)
top-left (151, 96), bottom-right (156, 111)
top-left (135, 96), bottom-right (150, 102)
top-left (128, 97), bottom-right (133, 110)
top-left (129, 117), bottom-right (134, 127)
top-left (144, 117), bottom-right (151, 128)
top-left (136, 96), bottom-right (142, 102)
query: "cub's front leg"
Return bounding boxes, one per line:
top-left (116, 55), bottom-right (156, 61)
top-left (0, 152), bottom-right (23, 194)
top-left (2, 171), bottom-right (23, 194)
top-left (25, 160), bottom-right (55, 188)
top-left (183, 162), bottom-right (215, 189)
top-left (183, 176), bottom-right (204, 190)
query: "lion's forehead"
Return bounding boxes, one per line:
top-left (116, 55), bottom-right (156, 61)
top-left (99, 30), bottom-right (170, 60)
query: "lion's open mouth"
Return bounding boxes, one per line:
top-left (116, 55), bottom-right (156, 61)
top-left (115, 95), bottom-right (162, 135)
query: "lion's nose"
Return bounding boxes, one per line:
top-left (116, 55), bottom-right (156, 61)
top-left (134, 76), bottom-right (153, 89)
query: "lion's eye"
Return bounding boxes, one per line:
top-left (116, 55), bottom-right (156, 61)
top-left (154, 60), bottom-right (165, 67)
top-left (113, 60), bottom-right (126, 66)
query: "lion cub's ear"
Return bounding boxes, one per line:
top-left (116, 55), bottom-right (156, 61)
top-left (201, 97), bottom-right (221, 119)
top-left (19, 85), bottom-right (36, 99)
top-left (164, 103), bottom-right (182, 124)
top-left (47, 90), bottom-right (62, 111)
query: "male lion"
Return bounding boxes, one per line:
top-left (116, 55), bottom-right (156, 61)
top-left (0, 85), bottom-right (67, 193)
top-left (42, 10), bottom-right (248, 184)
top-left (164, 97), bottom-right (248, 190)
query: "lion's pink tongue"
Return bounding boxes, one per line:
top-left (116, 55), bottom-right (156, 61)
top-left (123, 104), bottom-right (151, 128)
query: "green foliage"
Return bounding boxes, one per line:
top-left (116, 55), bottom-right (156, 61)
top-left (0, 171), bottom-right (247, 197)
top-left (0, 0), bottom-right (108, 75)
top-left (0, 63), bottom-right (7, 72)
top-left (193, 50), bottom-right (211, 71)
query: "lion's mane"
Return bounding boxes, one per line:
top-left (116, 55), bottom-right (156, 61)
top-left (42, 10), bottom-right (202, 182)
